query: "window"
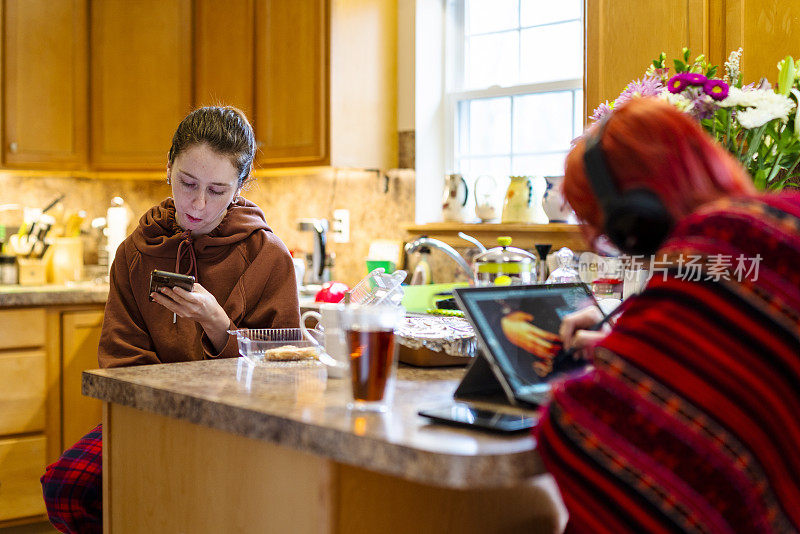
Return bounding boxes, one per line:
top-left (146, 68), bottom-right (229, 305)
top-left (446, 0), bottom-right (584, 212)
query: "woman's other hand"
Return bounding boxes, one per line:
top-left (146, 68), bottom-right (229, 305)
top-left (558, 306), bottom-right (610, 354)
top-left (501, 311), bottom-right (562, 360)
top-left (150, 283), bottom-right (230, 352)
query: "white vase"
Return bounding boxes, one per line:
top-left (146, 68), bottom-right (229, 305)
top-left (542, 175), bottom-right (573, 223)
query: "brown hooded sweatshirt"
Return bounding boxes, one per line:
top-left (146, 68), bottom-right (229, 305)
top-left (98, 197), bottom-right (300, 368)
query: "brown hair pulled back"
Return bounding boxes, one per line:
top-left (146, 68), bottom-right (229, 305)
top-left (168, 106), bottom-right (256, 187)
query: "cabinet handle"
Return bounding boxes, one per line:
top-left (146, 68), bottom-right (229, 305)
top-left (8, 142), bottom-right (17, 153)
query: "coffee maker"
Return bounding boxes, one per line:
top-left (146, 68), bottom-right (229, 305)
top-left (297, 218), bottom-right (332, 285)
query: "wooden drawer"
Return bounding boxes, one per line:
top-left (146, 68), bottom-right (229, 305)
top-left (0, 309), bottom-right (46, 349)
top-left (0, 435), bottom-right (47, 521)
top-left (0, 350), bottom-right (46, 435)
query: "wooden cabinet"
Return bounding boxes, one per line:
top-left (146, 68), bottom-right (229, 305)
top-left (194, 0), bottom-right (255, 117)
top-left (0, 436), bottom-right (47, 522)
top-left (255, 0), bottom-right (329, 167)
top-left (0, 304), bottom-right (104, 526)
top-left (89, 0), bottom-right (192, 170)
top-left (3, 0), bottom-right (87, 169)
top-left (61, 310), bottom-right (104, 449)
top-left (585, 0), bottom-right (800, 116)
top-left (721, 0), bottom-right (800, 83)
top-left (0, 308), bottom-right (47, 523)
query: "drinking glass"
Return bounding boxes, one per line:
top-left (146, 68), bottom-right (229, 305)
top-left (340, 304), bottom-right (404, 412)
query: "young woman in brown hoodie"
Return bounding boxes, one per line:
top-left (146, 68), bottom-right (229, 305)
top-left (41, 106), bottom-right (300, 533)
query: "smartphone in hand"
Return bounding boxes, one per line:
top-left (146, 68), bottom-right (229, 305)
top-left (149, 270), bottom-right (195, 301)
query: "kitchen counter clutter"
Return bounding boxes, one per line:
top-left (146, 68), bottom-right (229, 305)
top-left (0, 282), bottom-right (109, 307)
top-left (84, 358), bottom-right (563, 533)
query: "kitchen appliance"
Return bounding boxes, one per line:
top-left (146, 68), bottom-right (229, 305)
top-left (298, 218), bottom-right (331, 285)
top-left (471, 236), bottom-right (537, 286)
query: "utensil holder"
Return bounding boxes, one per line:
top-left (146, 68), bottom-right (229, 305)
top-left (17, 258), bottom-right (47, 286)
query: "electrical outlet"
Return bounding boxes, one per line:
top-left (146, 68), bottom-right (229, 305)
top-left (332, 209), bottom-right (350, 243)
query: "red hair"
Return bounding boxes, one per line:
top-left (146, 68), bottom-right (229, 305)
top-left (564, 98), bottom-right (755, 244)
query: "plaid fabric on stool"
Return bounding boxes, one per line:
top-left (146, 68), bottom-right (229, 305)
top-left (41, 424), bottom-right (103, 534)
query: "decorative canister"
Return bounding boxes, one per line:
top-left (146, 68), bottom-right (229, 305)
top-left (442, 173), bottom-right (469, 223)
top-left (501, 176), bottom-right (548, 224)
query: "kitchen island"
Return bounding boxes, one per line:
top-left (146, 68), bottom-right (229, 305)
top-left (83, 358), bottom-right (565, 533)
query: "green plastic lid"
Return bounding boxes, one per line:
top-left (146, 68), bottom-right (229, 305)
top-left (497, 236), bottom-right (512, 247)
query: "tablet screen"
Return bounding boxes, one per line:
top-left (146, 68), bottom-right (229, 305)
top-left (453, 283), bottom-right (599, 397)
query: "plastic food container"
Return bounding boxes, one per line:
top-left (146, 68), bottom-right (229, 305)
top-left (228, 328), bottom-right (321, 364)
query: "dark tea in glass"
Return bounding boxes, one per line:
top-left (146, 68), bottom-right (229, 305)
top-left (341, 305), bottom-right (404, 412)
top-left (348, 328), bottom-right (395, 401)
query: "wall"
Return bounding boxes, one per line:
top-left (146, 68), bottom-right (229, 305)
top-left (0, 169), bottom-right (414, 287)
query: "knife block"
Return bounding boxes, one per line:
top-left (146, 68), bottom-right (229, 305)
top-left (17, 258), bottom-right (47, 286)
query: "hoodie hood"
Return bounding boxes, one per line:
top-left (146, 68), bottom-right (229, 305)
top-left (131, 197), bottom-right (272, 259)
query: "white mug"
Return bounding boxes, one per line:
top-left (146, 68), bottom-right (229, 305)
top-left (301, 303), bottom-right (348, 377)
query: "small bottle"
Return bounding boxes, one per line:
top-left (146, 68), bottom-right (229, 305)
top-left (410, 246), bottom-right (432, 285)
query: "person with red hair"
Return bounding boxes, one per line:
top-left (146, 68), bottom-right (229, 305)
top-left (536, 97), bottom-right (800, 532)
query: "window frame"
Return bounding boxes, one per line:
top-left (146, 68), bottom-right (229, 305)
top-left (443, 0), bottom-right (584, 182)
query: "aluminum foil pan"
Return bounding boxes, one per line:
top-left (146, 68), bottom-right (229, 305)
top-left (395, 315), bottom-right (476, 366)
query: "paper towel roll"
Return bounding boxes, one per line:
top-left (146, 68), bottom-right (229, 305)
top-left (106, 200), bottom-right (129, 270)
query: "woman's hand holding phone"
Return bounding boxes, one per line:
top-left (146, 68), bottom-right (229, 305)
top-left (150, 282), bottom-right (230, 352)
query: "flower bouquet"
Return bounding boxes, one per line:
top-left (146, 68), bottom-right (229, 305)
top-left (592, 48), bottom-right (800, 191)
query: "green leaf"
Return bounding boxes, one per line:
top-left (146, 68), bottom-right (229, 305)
top-left (674, 59), bottom-right (686, 73)
top-left (777, 56), bottom-right (796, 95)
top-left (682, 47), bottom-right (691, 62)
top-left (706, 65), bottom-right (718, 78)
top-left (754, 168), bottom-right (768, 190)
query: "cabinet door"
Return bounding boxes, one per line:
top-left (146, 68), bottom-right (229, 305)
top-left (0, 436), bottom-right (46, 522)
top-left (3, 0), bottom-right (87, 169)
top-left (90, 0), bottom-right (192, 170)
top-left (254, 0), bottom-right (329, 167)
top-left (585, 0), bottom-right (709, 119)
top-left (61, 310), bottom-right (104, 450)
top-left (723, 0), bottom-right (800, 83)
top-left (195, 0), bottom-right (255, 118)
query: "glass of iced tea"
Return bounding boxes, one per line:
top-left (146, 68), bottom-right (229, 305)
top-left (341, 304), bottom-right (405, 412)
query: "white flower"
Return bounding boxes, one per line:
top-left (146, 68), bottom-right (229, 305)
top-left (658, 88), bottom-right (693, 111)
top-left (719, 87), bottom-right (795, 128)
top-left (737, 108), bottom-right (778, 128)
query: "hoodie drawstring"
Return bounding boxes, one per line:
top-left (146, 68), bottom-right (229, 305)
top-left (176, 231), bottom-right (198, 280)
top-left (173, 231), bottom-right (198, 323)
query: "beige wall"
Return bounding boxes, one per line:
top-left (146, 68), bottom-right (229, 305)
top-left (0, 170), bottom-right (414, 287)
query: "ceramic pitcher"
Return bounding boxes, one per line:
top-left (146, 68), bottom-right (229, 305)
top-left (442, 173), bottom-right (469, 222)
top-left (501, 175), bottom-right (548, 224)
top-left (542, 175), bottom-right (574, 223)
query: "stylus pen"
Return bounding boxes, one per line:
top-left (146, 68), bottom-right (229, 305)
top-left (559, 301), bottom-right (628, 360)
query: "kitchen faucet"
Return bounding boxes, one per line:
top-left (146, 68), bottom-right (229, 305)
top-left (405, 232), bottom-right (485, 285)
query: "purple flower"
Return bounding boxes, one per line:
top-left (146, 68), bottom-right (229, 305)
top-left (703, 79), bottom-right (730, 101)
top-left (684, 73), bottom-right (707, 86)
top-left (591, 101), bottom-right (612, 122)
top-left (616, 77), bottom-right (663, 105)
top-left (668, 73), bottom-right (690, 93)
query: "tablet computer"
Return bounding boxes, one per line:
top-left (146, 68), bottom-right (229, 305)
top-left (452, 283), bottom-right (600, 407)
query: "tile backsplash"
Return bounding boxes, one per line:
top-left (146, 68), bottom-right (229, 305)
top-left (0, 169), bottom-right (415, 287)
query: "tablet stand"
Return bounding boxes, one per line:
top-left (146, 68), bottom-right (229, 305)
top-left (454, 349), bottom-right (516, 406)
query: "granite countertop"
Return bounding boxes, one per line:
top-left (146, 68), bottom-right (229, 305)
top-left (0, 282), bottom-right (109, 307)
top-left (83, 358), bottom-right (543, 489)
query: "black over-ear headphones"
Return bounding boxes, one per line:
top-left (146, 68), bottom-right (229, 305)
top-left (582, 120), bottom-right (673, 256)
